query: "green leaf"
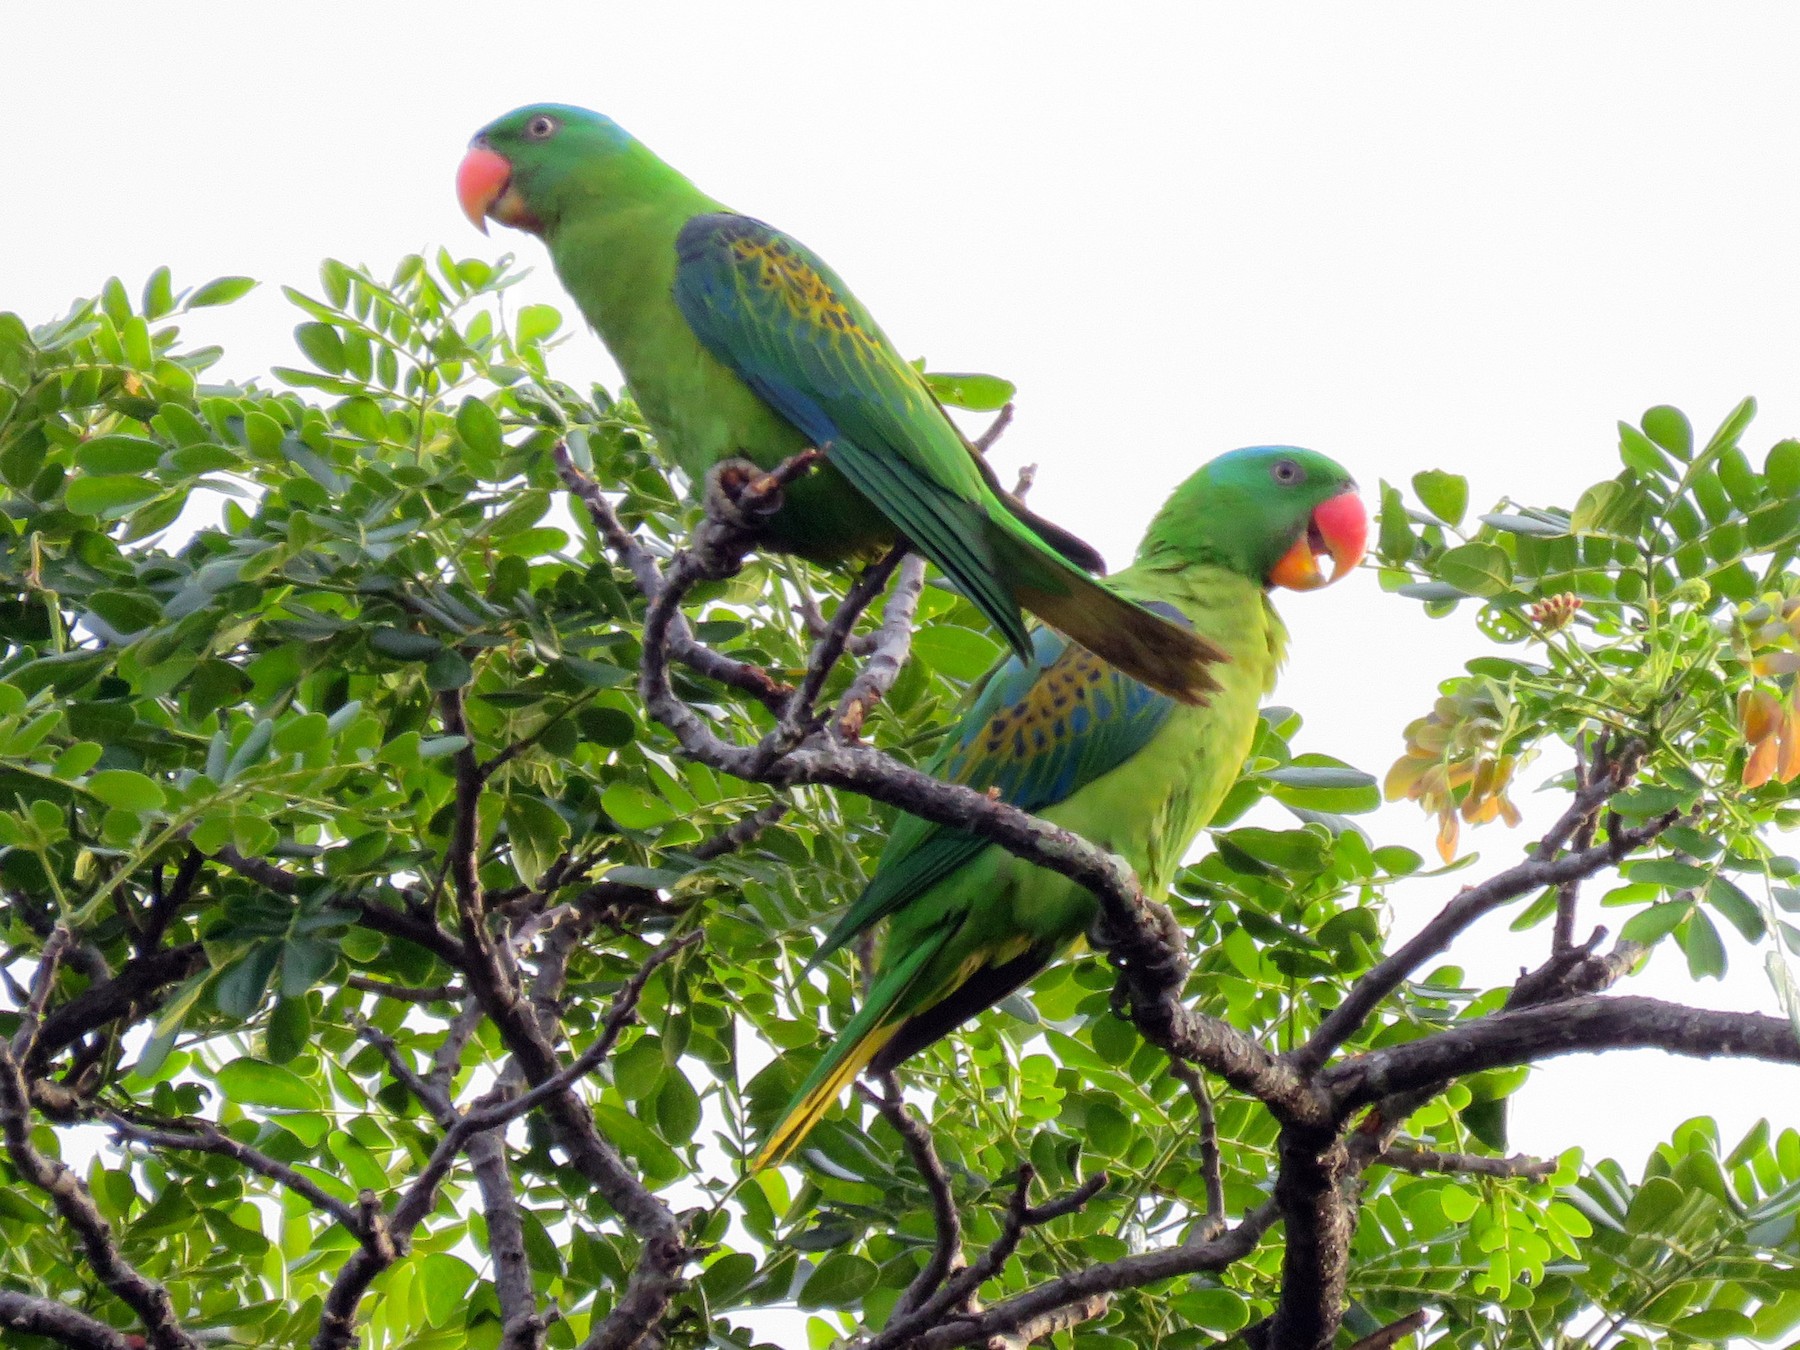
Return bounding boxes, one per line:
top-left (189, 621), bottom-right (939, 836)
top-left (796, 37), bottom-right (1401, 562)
top-left (1707, 875), bottom-right (1765, 942)
top-left (504, 795), bottom-right (569, 889)
top-left (368, 627), bottom-right (444, 661)
top-left (1620, 902), bottom-right (1689, 946)
top-left (455, 397), bottom-right (503, 459)
top-left (796, 1251), bottom-right (878, 1309)
top-left (1671, 1310), bottom-right (1755, 1338)
top-left (187, 276), bottom-right (258, 308)
top-left (1683, 909), bottom-right (1727, 980)
top-left (294, 322), bottom-right (346, 375)
top-left (142, 266), bottom-right (175, 319)
top-left (601, 783), bottom-right (675, 830)
top-left (909, 626), bottom-right (1002, 683)
top-left (1766, 439), bottom-right (1800, 498)
top-left (214, 1058), bottom-right (324, 1112)
top-left (921, 370), bottom-right (1015, 412)
top-left (75, 434), bottom-right (164, 475)
top-left (424, 648), bottom-right (472, 691)
top-left (1412, 470), bottom-right (1468, 526)
top-left (1619, 423), bottom-right (1675, 479)
top-left (85, 770), bottom-right (166, 813)
top-left (1434, 543), bottom-right (1513, 597)
top-left (420, 1253), bottom-right (477, 1328)
top-left (66, 474), bottom-right (163, 517)
top-left (1627, 859), bottom-right (1711, 891)
top-left (1641, 405), bottom-right (1693, 459)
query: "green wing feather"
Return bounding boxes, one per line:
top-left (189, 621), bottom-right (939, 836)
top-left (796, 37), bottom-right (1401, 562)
top-left (811, 615), bottom-right (1182, 965)
top-left (672, 212), bottom-right (1034, 656)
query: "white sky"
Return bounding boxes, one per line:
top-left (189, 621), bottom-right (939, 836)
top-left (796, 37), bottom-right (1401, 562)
top-left (5, 1), bottom-right (1798, 1190)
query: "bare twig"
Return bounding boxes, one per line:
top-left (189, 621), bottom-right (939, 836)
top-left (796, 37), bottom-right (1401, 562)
top-left (835, 553), bottom-right (927, 742)
top-left (1508, 925), bottom-right (1644, 1010)
top-left (864, 1165), bottom-right (1110, 1350)
top-left (975, 403), bottom-right (1015, 454)
top-left (895, 1198), bottom-right (1280, 1350)
top-left (11, 923), bottom-right (71, 1060)
top-left (346, 975), bottom-right (462, 1003)
top-left (1348, 1310), bottom-right (1430, 1350)
top-left (781, 545), bottom-right (909, 743)
top-left (1379, 1145), bottom-right (1556, 1182)
top-left (1169, 1060), bottom-right (1227, 1242)
top-left (859, 1072), bottom-right (962, 1318)
top-left (104, 1111), bottom-right (368, 1238)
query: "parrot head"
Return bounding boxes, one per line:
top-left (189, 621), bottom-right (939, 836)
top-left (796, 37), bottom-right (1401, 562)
top-left (457, 103), bottom-right (635, 237)
top-left (1140, 446), bottom-right (1366, 591)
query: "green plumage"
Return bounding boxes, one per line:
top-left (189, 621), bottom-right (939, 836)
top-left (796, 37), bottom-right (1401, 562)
top-left (752, 446), bottom-right (1360, 1169)
top-left (465, 103), bottom-right (1226, 702)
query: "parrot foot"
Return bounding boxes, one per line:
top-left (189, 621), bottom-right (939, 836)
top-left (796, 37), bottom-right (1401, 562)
top-left (704, 450), bottom-right (825, 528)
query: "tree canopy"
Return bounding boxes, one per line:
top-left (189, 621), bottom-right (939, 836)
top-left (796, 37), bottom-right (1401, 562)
top-left (0, 255), bottom-right (1796, 1350)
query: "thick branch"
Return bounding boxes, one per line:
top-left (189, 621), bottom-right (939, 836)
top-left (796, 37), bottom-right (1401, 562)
top-left (0, 1289), bottom-right (139, 1350)
top-left (28, 943), bottom-right (206, 1072)
top-left (1325, 995), bottom-right (1800, 1111)
top-left (1294, 780), bottom-right (1674, 1074)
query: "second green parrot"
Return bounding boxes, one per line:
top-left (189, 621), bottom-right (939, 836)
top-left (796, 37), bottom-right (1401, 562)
top-left (752, 445), bottom-right (1366, 1169)
top-left (457, 103), bottom-right (1224, 704)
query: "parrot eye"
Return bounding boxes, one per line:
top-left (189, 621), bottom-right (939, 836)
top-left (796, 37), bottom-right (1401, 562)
top-left (524, 115), bottom-right (559, 141)
top-left (1271, 459), bottom-right (1305, 486)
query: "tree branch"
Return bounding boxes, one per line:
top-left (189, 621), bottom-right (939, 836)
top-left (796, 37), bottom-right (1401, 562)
top-left (863, 1165), bottom-right (1110, 1350)
top-left (894, 1198), bottom-right (1280, 1350)
top-left (0, 1289), bottom-right (139, 1350)
top-left (859, 1072), bottom-right (962, 1319)
top-left (0, 1042), bottom-right (197, 1350)
top-left (1378, 1145), bottom-right (1556, 1182)
top-left (1325, 995), bottom-right (1800, 1111)
top-left (1293, 757), bottom-right (1671, 1074)
top-left (103, 1110), bottom-right (369, 1239)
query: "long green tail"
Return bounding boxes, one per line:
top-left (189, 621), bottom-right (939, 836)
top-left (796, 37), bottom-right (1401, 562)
top-left (751, 930), bottom-right (947, 1171)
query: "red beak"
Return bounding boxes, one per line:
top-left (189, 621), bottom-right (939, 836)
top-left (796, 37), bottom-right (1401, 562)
top-left (456, 144), bottom-right (514, 235)
top-left (1269, 489), bottom-right (1368, 591)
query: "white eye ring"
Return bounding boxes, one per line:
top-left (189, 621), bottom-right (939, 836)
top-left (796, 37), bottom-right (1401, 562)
top-left (525, 115), bottom-right (558, 140)
top-left (1272, 459), bottom-right (1304, 485)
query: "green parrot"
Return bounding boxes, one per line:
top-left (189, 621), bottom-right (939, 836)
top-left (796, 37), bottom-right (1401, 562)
top-left (457, 103), bottom-right (1224, 704)
top-left (751, 446), bottom-right (1366, 1170)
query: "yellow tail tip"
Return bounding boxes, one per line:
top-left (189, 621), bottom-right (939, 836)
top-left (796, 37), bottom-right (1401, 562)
top-left (746, 1024), bottom-right (899, 1172)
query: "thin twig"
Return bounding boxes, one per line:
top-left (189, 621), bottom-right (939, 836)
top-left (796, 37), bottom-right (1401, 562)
top-left (1379, 1145), bottom-right (1556, 1182)
top-left (11, 923), bottom-right (71, 1060)
top-left (863, 1165), bottom-right (1110, 1350)
top-left (1169, 1060), bottom-right (1227, 1242)
top-left (104, 1111), bottom-right (369, 1239)
top-left (859, 1072), bottom-right (963, 1318)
